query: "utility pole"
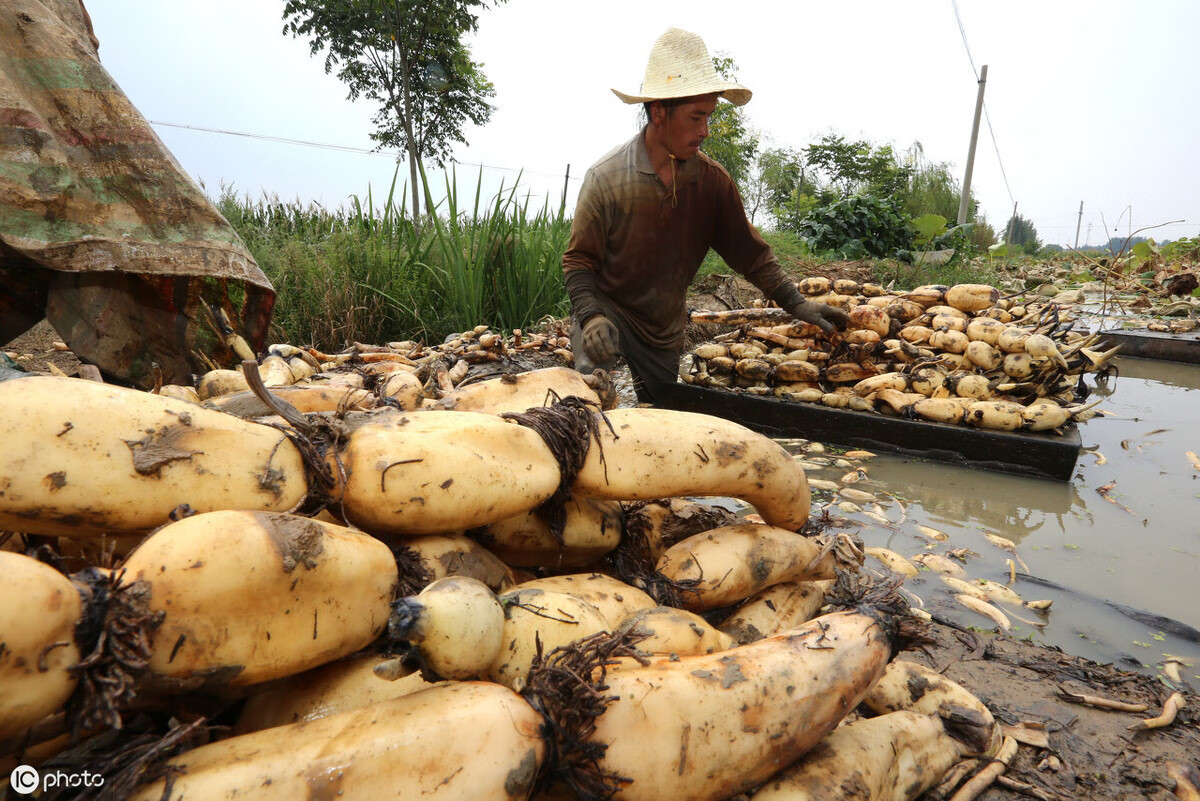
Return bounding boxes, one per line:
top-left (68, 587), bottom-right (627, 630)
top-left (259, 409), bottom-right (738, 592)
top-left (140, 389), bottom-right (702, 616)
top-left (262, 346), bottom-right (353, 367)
top-left (957, 64), bottom-right (987, 226)
top-left (1074, 201), bottom-right (1084, 249)
top-left (560, 164), bottom-right (571, 216)
top-left (1005, 201), bottom-right (1018, 244)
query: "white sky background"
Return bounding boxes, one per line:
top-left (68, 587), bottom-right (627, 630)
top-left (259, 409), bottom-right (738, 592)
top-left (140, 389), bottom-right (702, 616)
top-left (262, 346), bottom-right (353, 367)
top-left (85, 0), bottom-right (1200, 247)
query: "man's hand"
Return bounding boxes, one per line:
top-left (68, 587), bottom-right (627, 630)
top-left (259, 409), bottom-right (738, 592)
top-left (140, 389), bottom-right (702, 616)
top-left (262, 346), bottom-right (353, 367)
top-left (582, 315), bottom-right (620, 363)
top-left (768, 281), bottom-right (850, 334)
top-left (786, 298), bottom-right (850, 333)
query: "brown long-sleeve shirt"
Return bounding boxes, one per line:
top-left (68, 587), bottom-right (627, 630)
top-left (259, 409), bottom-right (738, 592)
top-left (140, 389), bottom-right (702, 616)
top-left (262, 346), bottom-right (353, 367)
top-left (562, 127), bottom-right (792, 350)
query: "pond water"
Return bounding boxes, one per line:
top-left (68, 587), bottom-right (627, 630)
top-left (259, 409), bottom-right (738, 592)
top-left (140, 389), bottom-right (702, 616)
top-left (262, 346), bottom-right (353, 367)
top-left (624, 350), bottom-right (1200, 685)
top-left (791, 353), bottom-right (1200, 685)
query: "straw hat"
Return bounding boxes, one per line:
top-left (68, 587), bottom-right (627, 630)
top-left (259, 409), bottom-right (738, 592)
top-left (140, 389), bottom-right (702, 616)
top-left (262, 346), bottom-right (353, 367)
top-left (612, 28), bottom-right (752, 107)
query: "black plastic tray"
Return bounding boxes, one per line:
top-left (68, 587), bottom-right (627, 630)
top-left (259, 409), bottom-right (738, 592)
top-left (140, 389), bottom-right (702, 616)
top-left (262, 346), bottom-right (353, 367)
top-left (646, 381), bottom-right (1082, 481)
top-left (1096, 329), bottom-right (1200, 364)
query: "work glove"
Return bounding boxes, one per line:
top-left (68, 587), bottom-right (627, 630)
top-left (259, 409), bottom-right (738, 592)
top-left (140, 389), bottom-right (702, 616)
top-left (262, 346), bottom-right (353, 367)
top-left (787, 298), bottom-right (850, 333)
top-left (582, 315), bottom-right (620, 364)
top-left (769, 282), bottom-right (850, 333)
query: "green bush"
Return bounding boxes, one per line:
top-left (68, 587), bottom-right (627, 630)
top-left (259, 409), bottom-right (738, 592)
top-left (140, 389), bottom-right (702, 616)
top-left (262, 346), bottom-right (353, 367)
top-left (969, 217), bottom-right (998, 251)
top-left (797, 194), bottom-right (912, 259)
top-left (771, 193), bottom-right (821, 236)
top-left (926, 220), bottom-right (978, 262)
top-left (1162, 236), bottom-right (1200, 262)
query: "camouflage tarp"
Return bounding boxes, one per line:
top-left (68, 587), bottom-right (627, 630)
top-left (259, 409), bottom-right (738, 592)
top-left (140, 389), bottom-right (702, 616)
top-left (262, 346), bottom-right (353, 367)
top-left (0, 0), bottom-right (274, 387)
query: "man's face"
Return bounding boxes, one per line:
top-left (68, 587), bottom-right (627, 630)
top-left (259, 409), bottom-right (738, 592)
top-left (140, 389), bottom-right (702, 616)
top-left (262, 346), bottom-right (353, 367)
top-left (661, 95), bottom-right (719, 160)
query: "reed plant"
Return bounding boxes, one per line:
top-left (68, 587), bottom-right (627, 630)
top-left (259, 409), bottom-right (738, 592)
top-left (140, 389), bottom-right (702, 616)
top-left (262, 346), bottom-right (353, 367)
top-left (420, 165), bottom-right (572, 334)
top-left (420, 165), bottom-right (506, 333)
top-left (219, 166), bottom-right (571, 350)
top-left (488, 196), bottom-right (572, 330)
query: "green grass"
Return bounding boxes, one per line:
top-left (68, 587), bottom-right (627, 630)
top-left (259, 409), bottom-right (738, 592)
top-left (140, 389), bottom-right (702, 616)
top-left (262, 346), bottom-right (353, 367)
top-left (218, 168), bottom-right (570, 350)
top-left (871, 257), bottom-right (1002, 290)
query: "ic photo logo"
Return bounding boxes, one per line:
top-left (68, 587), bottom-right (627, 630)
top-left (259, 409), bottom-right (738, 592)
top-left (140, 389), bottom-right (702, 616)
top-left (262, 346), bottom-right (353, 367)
top-left (9, 764), bottom-right (105, 795)
top-left (9, 765), bottom-right (39, 794)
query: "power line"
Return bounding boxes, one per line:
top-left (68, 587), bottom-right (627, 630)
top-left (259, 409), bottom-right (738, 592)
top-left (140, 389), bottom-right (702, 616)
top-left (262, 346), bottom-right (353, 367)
top-left (148, 120), bottom-right (581, 183)
top-left (950, 0), bottom-right (978, 75)
top-left (947, 6), bottom-right (1197, 242)
top-left (949, 0), bottom-right (1015, 210)
top-left (1039, 222), bottom-right (1196, 230)
top-left (151, 120), bottom-right (391, 156)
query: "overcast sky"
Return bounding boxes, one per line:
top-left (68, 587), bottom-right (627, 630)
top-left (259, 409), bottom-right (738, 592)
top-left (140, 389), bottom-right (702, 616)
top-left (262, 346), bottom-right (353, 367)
top-left (85, 0), bottom-right (1200, 247)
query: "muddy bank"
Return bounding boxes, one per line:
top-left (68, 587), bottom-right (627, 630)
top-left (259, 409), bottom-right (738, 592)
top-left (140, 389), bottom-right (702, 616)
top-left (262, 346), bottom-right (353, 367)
top-left (907, 619), bottom-right (1198, 800)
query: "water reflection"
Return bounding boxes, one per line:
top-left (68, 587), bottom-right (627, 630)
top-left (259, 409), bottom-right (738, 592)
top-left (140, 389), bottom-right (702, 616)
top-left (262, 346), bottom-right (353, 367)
top-left (866, 459), bottom-right (1080, 542)
top-left (1111, 352), bottom-right (1200, 389)
top-left (791, 353), bottom-right (1200, 680)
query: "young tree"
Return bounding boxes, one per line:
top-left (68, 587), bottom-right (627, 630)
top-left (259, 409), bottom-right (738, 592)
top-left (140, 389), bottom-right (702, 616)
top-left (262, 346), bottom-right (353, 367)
top-left (743, 145), bottom-right (804, 226)
top-left (803, 133), bottom-right (911, 202)
top-left (283, 0), bottom-right (504, 218)
top-left (701, 55), bottom-right (759, 195)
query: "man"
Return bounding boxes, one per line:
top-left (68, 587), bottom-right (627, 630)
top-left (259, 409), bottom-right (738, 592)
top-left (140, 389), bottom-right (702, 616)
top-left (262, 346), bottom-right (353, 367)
top-left (562, 27), bottom-right (848, 402)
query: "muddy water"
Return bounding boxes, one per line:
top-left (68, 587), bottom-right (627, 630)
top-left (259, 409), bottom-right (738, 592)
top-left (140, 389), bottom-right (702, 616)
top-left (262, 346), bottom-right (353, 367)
top-left (618, 353), bottom-right (1200, 682)
top-left (792, 354), bottom-right (1200, 685)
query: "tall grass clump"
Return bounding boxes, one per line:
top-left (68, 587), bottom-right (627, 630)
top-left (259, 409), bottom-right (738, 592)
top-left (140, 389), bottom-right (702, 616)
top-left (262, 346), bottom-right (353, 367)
top-left (219, 180), bottom-right (430, 348)
top-left (491, 200), bottom-right (573, 330)
top-left (219, 167), bottom-right (571, 350)
top-left (418, 165), bottom-right (569, 335)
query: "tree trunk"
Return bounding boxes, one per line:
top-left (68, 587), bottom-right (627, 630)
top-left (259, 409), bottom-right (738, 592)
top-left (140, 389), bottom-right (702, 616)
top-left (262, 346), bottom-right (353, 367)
top-left (386, 2), bottom-right (421, 220)
top-left (408, 143), bottom-right (420, 220)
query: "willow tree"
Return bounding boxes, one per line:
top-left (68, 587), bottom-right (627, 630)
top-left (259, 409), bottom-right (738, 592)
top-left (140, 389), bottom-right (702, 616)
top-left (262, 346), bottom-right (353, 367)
top-left (283, 0), bottom-right (503, 218)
